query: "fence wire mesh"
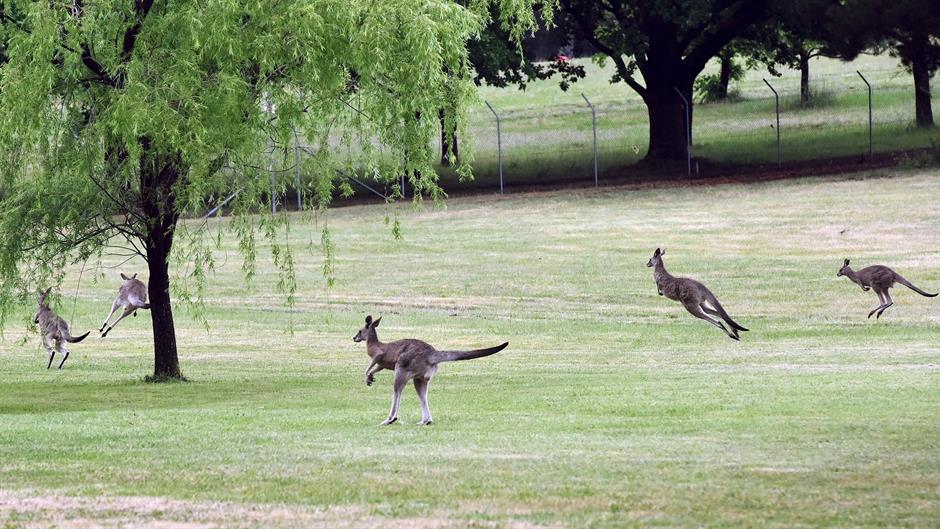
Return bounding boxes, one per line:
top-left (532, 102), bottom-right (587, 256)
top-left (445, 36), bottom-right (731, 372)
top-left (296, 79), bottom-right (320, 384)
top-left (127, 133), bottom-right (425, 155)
top-left (458, 66), bottom-right (939, 190)
top-left (235, 61), bottom-right (940, 213)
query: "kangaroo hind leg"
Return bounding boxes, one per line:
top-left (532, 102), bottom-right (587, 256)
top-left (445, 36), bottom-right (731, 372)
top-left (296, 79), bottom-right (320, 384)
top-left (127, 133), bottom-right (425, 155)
top-left (876, 289), bottom-right (894, 319)
top-left (868, 289), bottom-right (887, 319)
top-left (701, 303), bottom-right (739, 339)
top-left (382, 369), bottom-right (408, 426)
top-left (56, 340), bottom-right (70, 369)
top-left (686, 303), bottom-right (737, 341)
top-left (102, 305), bottom-right (136, 337)
top-left (43, 335), bottom-right (56, 369)
top-left (99, 300), bottom-right (120, 332)
top-left (414, 378), bottom-right (433, 425)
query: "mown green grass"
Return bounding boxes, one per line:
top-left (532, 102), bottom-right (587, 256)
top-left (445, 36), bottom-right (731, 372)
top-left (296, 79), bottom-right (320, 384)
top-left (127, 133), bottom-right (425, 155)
top-left (1, 169), bottom-right (939, 528)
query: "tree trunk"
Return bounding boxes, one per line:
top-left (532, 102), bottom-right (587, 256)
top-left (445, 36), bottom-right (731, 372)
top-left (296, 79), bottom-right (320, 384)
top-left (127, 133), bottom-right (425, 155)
top-left (912, 57), bottom-right (934, 128)
top-left (439, 108), bottom-right (458, 166)
top-left (718, 54), bottom-right (732, 101)
top-left (139, 149), bottom-right (183, 380)
top-left (799, 51), bottom-right (811, 105)
top-left (146, 236), bottom-right (181, 379)
top-left (644, 80), bottom-right (693, 162)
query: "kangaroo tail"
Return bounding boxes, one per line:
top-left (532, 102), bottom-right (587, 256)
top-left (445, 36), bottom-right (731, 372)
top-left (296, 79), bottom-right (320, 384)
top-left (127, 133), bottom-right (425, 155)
top-left (432, 342), bottom-right (509, 363)
top-left (707, 293), bottom-right (749, 332)
top-left (896, 275), bottom-right (938, 297)
top-left (66, 331), bottom-right (90, 343)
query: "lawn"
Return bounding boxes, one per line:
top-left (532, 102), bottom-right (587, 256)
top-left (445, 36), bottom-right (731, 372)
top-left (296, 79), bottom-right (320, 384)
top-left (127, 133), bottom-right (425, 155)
top-left (1, 168), bottom-right (939, 528)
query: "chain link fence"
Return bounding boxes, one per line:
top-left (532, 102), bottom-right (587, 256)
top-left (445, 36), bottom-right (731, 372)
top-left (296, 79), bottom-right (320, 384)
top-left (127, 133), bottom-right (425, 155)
top-left (212, 64), bottom-right (940, 214)
top-left (461, 67), bottom-right (939, 189)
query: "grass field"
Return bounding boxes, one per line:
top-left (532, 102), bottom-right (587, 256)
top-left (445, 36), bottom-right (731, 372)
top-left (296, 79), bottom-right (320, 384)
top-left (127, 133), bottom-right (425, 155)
top-left (2, 168), bottom-right (939, 528)
top-left (436, 54), bottom-right (940, 188)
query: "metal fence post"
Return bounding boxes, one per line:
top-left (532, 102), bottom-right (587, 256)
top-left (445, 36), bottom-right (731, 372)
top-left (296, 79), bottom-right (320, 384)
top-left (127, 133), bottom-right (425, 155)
top-left (763, 79), bottom-right (781, 167)
top-left (293, 127), bottom-right (302, 211)
top-left (673, 87), bottom-right (691, 178)
top-left (857, 71), bottom-right (873, 162)
top-left (581, 93), bottom-right (598, 187)
top-left (484, 100), bottom-right (504, 194)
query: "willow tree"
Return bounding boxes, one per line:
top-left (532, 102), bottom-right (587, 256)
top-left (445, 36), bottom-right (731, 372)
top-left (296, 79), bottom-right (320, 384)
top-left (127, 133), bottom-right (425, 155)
top-left (0, 0), bottom-right (545, 379)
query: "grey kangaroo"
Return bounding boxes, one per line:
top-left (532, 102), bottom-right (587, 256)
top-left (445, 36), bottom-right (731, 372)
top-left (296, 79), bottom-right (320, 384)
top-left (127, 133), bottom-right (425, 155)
top-left (837, 259), bottom-right (937, 319)
top-left (353, 315), bottom-right (508, 426)
top-left (647, 248), bottom-right (749, 340)
top-left (100, 273), bottom-right (150, 337)
top-left (35, 288), bottom-right (90, 369)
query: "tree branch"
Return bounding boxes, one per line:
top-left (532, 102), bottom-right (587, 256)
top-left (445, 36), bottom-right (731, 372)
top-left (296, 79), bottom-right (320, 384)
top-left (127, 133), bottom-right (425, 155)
top-left (684, 1), bottom-right (771, 75)
top-left (561, 3), bottom-right (647, 97)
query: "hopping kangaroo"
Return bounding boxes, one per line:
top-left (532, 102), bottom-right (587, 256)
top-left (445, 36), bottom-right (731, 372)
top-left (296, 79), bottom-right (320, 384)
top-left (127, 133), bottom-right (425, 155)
top-left (837, 259), bottom-right (937, 319)
top-left (353, 315), bottom-right (508, 426)
top-left (647, 248), bottom-right (749, 340)
top-left (35, 288), bottom-right (90, 369)
top-left (100, 273), bottom-right (150, 337)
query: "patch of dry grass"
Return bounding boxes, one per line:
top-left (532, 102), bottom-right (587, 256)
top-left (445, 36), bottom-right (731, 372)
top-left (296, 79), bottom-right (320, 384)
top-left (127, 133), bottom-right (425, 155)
top-left (1, 168), bottom-right (938, 528)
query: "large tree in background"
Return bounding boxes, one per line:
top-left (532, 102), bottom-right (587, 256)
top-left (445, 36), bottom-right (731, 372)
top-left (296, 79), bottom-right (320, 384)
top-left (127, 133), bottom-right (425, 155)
top-left (555, 1), bottom-right (771, 161)
top-left (437, 4), bottom-right (584, 166)
top-left (732, 0), bottom-right (841, 105)
top-left (0, 0), bottom-right (545, 379)
top-left (830, 0), bottom-right (940, 127)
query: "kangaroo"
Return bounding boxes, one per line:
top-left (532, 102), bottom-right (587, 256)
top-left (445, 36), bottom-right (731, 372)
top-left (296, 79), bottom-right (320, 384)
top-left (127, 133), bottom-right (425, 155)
top-left (647, 248), bottom-right (749, 340)
top-left (353, 315), bottom-right (508, 426)
top-left (837, 259), bottom-right (937, 319)
top-left (100, 273), bottom-right (150, 337)
top-left (35, 288), bottom-right (90, 369)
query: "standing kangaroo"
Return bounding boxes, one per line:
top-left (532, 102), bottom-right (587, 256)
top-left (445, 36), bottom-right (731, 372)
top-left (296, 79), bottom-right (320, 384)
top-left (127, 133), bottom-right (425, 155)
top-left (100, 273), bottom-right (150, 337)
top-left (647, 248), bottom-right (749, 340)
top-left (353, 315), bottom-right (508, 426)
top-left (837, 259), bottom-right (937, 319)
top-left (35, 288), bottom-right (90, 369)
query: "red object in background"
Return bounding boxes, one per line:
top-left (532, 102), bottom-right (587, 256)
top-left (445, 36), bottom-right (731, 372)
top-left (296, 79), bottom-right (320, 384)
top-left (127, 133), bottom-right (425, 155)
top-left (554, 54), bottom-right (570, 63)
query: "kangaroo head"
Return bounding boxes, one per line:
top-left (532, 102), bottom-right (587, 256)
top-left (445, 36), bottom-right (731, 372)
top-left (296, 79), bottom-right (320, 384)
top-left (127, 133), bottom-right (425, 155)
top-left (837, 258), bottom-right (851, 277)
top-left (37, 287), bottom-right (51, 308)
top-left (646, 248), bottom-right (665, 268)
top-left (353, 315), bottom-right (381, 342)
top-left (120, 272), bottom-right (139, 281)
top-left (35, 287), bottom-right (52, 323)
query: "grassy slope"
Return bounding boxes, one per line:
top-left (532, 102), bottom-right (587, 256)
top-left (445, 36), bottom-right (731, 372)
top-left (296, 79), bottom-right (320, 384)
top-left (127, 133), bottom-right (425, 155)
top-left (1, 169), bottom-right (939, 528)
top-left (443, 54), bottom-right (940, 187)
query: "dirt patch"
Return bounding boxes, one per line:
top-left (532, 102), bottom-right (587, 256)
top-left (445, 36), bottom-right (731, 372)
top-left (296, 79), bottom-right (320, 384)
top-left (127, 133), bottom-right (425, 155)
top-left (0, 490), bottom-right (562, 529)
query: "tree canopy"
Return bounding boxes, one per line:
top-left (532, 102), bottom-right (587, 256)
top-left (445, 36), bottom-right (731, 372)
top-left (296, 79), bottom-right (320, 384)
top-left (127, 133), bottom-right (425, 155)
top-left (555, 0), bottom-right (772, 161)
top-left (0, 0), bottom-right (547, 379)
top-left (829, 0), bottom-right (940, 127)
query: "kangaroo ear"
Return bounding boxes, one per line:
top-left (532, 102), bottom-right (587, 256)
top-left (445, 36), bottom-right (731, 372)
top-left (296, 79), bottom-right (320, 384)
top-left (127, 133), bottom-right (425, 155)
top-left (843, 259), bottom-right (850, 266)
top-left (660, 248), bottom-right (666, 255)
top-left (372, 317), bottom-right (381, 328)
top-left (132, 273), bottom-right (138, 279)
top-left (365, 315), bottom-right (372, 326)
top-left (120, 273), bottom-right (130, 280)
top-left (653, 248), bottom-right (661, 256)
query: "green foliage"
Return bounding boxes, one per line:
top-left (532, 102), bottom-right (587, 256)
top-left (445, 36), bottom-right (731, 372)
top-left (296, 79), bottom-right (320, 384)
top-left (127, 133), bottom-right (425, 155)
top-left (831, 0), bottom-right (940, 74)
top-left (0, 1), bottom-right (550, 369)
top-left (694, 60), bottom-right (744, 103)
top-left (554, 1), bottom-right (773, 159)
